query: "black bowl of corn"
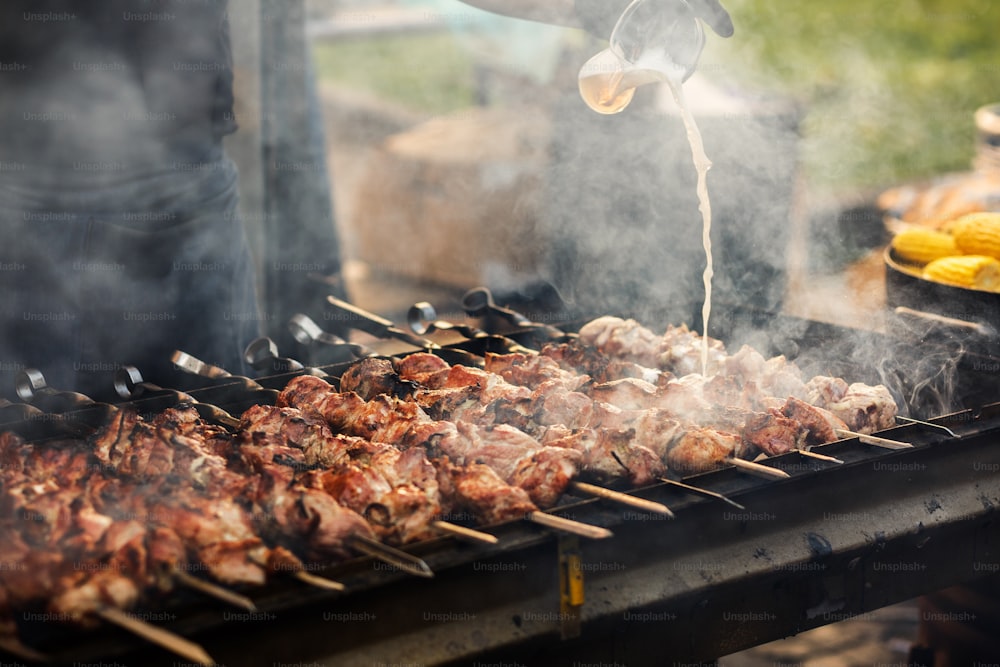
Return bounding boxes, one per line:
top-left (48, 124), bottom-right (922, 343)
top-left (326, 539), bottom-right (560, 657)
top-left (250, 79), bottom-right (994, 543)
top-left (886, 212), bottom-right (1000, 330)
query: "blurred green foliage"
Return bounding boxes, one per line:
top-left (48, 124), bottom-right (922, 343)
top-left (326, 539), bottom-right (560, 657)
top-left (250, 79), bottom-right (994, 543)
top-left (313, 0), bottom-right (1000, 191)
top-left (707, 0), bottom-right (1000, 190)
top-left (312, 33), bottom-right (477, 115)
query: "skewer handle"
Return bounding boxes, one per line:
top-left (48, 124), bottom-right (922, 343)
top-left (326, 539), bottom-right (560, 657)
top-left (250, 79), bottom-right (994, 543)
top-left (797, 449), bottom-right (845, 464)
top-left (95, 606), bottom-right (216, 667)
top-left (173, 569), bottom-right (257, 612)
top-left (527, 512), bottom-right (613, 539)
top-left (730, 457), bottom-right (790, 479)
top-left (0, 636), bottom-right (49, 663)
top-left (569, 481), bottom-right (674, 518)
top-left (835, 429), bottom-right (913, 450)
top-left (431, 520), bottom-right (499, 545)
top-left (293, 570), bottom-right (347, 592)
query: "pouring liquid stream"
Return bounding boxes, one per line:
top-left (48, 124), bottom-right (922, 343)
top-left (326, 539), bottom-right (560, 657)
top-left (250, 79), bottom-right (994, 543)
top-left (580, 57), bottom-right (715, 376)
top-left (667, 77), bottom-right (714, 377)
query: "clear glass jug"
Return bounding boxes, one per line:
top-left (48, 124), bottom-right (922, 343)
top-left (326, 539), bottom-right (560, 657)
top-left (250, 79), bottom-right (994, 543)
top-left (577, 0), bottom-right (706, 115)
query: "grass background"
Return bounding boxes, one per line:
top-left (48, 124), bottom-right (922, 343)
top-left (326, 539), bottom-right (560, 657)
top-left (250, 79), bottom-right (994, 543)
top-left (710, 0), bottom-right (1000, 191)
top-left (312, 0), bottom-right (1000, 193)
top-left (312, 32), bottom-right (478, 115)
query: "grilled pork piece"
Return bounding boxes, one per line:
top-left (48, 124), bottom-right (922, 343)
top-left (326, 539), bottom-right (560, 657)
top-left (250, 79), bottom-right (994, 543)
top-left (238, 403), bottom-right (351, 469)
top-left (397, 352), bottom-right (450, 385)
top-left (578, 316), bottom-right (665, 369)
top-left (434, 458), bottom-right (538, 525)
top-left (741, 411), bottom-right (801, 456)
top-left (339, 356), bottom-right (418, 400)
top-left (780, 396), bottom-right (849, 445)
top-left (578, 316), bottom-right (729, 376)
top-left (804, 377), bottom-right (897, 433)
top-left (721, 345), bottom-right (808, 401)
top-left (665, 428), bottom-right (744, 475)
top-left (540, 338), bottom-right (665, 385)
top-left (482, 352), bottom-right (590, 393)
top-left (539, 425), bottom-right (663, 483)
top-left (48, 519), bottom-right (148, 621)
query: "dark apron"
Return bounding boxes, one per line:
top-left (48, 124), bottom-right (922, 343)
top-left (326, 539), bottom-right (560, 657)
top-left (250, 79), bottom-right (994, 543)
top-left (0, 154), bottom-right (260, 399)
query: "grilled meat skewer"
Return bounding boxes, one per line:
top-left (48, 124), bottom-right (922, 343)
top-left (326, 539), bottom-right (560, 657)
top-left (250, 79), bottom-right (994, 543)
top-left (262, 392), bottom-right (556, 524)
top-left (352, 347), bottom-right (884, 478)
top-left (350, 355), bottom-right (665, 486)
top-left (573, 316), bottom-right (898, 433)
top-left (279, 375), bottom-right (582, 509)
top-left (0, 470), bottom-right (223, 662)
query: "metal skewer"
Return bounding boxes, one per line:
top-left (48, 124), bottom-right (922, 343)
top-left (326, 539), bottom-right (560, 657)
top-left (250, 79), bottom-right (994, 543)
top-left (407, 302), bottom-right (485, 339)
top-left (658, 478), bottom-right (746, 510)
top-left (114, 366), bottom-right (243, 431)
top-left (172, 568), bottom-right (257, 612)
top-left (729, 457), bottom-right (791, 479)
top-left (326, 296), bottom-right (440, 350)
top-left (348, 535), bottom-right (435, 578)
top-left (527, 511), bottom-right (613, 540)
top-left (171, 350), bottom-right (232, 379)
top-left (460, 286), bottom-right (565, 341)
top-left (834, 428), bottom-right (913, 450)
top-left (95, 606), bottom-right (216, 667)
top-left (569, 481), bottom-right (674, 518)
top-left (431, 520), bottom-right (499, 545)
top-left (896, 415), bottom-right (960, 439)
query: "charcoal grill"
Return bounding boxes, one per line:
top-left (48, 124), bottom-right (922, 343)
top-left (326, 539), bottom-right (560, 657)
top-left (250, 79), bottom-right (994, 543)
top-left (1, 300), bottom-right (999, 666)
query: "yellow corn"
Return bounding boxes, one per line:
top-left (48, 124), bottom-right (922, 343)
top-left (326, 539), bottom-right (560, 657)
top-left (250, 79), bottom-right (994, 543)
top-left (890, 228), bottom-right (959, 265)
top-left (952, 212), bottom-right (1000, 259)
top-left (922, 254), bottom-right (1000, 291)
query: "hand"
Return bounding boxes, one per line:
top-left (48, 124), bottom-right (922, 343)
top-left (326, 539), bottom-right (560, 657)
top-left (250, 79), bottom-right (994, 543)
top-left (453, 0), bottom-right (581, 27)
top-left (574, 0), bottom-right (733, 39)
top-left (687, 0), bottom-right (733, 37)
top-left (453, 0), bottom-right (732, 39)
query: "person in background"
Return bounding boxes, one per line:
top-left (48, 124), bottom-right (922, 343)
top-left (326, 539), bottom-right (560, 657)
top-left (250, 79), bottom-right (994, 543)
top-left (0, 0), bottom-right (342, 398)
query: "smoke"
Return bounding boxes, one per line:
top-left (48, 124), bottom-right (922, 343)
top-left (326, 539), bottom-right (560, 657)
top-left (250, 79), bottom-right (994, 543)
top-left (538, 70), bottom-right (799, 326)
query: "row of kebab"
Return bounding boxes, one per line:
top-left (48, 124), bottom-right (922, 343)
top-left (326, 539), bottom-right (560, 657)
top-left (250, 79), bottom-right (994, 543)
top-left (0, 314), bottom-right (900, 664)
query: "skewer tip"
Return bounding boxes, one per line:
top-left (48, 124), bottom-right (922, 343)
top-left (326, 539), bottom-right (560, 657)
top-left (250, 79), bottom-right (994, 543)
top-left (528, 511), bottom-right (613, 539)
top-left (729, 457), bottom-right (791, 479)
top-left (95, 606), bottom-right (217, 667)
top-left (173, 568), bottom-right (257, 612)
top-left (294, 570), bottom-right (348, 592)
top-left (835, 428), bottom-right (913, 450)
top-left (569, 481), bottom-right (674, 518)
top-left (797, 449), bottom-right (845, 465)
top-left (431, 520), bottom-right (500, 545)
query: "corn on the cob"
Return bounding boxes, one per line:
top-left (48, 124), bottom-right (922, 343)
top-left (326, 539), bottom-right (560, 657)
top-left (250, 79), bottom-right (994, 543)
top-left (922, 254), bottom-right (1000, 291)
top-left (952, 212), bottom-right (1000, 259)
top-left (890, 228), bottom-right (959, 265)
